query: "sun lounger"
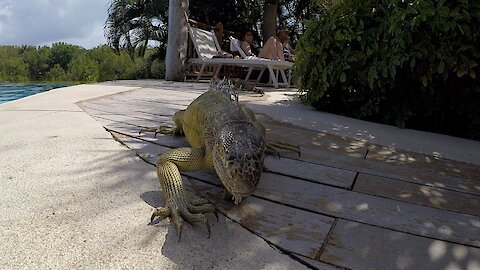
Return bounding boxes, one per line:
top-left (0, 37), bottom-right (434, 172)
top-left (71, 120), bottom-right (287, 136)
top-left (187, 26), bottom-right (293, 88)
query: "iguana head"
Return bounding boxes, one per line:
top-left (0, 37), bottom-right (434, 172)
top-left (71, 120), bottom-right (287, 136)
top-left (212, 122), bottom-right (265, 204)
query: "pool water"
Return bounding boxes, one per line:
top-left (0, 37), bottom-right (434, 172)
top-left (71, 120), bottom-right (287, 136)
top-left (0, 83), bottom-right (71, 104)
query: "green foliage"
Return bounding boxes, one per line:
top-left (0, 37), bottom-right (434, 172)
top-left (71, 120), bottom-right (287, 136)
top-left (50, 43), bottom-right (84, 70)
top-left (189, 0), bottom-right (322, 43)
top-left (87, 45), bottom-right (138, 81)
top-left (0, 46), bottom-right (29, 82)
top-left (67, 54), bottom-right (100, 82)
top-left (295, 0), bottom-right (480, 139)
top-left (21, 46), bottom-right (51, 81)
top-left (0, 44), bottom-right (159, 83)
top-left (46, 64), bottom-right (67, 82)
top-left (105, 0), bottom-right (168, 58)
top-left (149, 58), bottom-right (166, 79)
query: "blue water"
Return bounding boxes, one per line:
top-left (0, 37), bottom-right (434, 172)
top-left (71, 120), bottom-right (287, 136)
top-left (0, 83), bottom-right (71, 104)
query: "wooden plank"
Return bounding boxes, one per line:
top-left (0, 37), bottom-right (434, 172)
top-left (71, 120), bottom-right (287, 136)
top-left (79, 100), bottom-right (180, 118)
top-left (107, 130), bottom-right (480, 248)
top-left (354, 173), bottom-right (480, 216)
top-left (112, 130), bottom-right (357, 191)
top-left (82, 107), bottom-right (168, 127)
top-left (181, 163), bottom-right (480, 248)
top-left (365, 163), bottom-right (480, 196)
top-left (253, 173), bottom-right (480, 248)
top-left (261, 117), bottom-right (480, 196)
top-left (319, 220), bottom-right (480, 270)
top-left (367, 145), bottom-right (480, 181)
top-left (292, 255), bottom-right (344, 270)
top-left (130, 87), bottom-right (206, 99)
top-left (80, 102), bottom-right (189, 150)
top-left (108, 133), bottom-right (338, 259)
top-left (80, 91), bottom-right (480, 247)
top-left (83, 98), bottom-right (358, 190)
top-left (182, 177), bottom-right (335, 260)
top-left (107, 130), bottom-right (188, 161)
top-left (101, 81), bottom-right (209, 93)
top-left (256, 114), bottom-right (480, 196)
top-left (258, 115), bottom-right (369, 160)
top-left (264, 156), bottom-right (356, 188)
top-left (81, 99), bottom-right (186, 117)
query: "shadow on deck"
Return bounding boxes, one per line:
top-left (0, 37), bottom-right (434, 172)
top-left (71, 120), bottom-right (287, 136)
top-left (77, 81), bottom-right (480, 270)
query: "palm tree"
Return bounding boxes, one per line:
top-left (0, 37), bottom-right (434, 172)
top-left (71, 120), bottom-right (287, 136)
top-left (104, 0), bottom-right (168, 59)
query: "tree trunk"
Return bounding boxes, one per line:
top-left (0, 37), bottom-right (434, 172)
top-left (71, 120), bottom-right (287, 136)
top-left (165, 0), bottom-right (189, 81)
top-left (262, 0), bottom-right (278, 44)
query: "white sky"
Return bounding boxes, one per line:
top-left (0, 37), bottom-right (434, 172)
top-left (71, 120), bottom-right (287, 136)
top-left (0, 0), bottom-right (110, 49)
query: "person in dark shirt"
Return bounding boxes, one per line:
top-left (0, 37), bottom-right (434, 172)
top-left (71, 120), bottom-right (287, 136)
top-left (241, 30), bottom-right (261, 57)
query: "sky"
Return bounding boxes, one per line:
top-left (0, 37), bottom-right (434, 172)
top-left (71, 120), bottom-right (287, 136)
top-left (0, 0), bottom-right (110, 49)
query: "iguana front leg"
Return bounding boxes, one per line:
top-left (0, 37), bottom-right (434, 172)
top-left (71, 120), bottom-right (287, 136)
top-left (139, 110), bottom-right (185, 137)
top-left (151, 147), bottom-right (216, 240)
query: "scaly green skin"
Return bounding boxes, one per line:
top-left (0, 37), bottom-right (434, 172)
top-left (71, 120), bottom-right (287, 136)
top-left (151, 82), bottom-right (266, 238)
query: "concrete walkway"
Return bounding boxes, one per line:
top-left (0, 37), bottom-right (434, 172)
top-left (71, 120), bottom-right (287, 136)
top-left (1, 80), bottom-right (479, 270)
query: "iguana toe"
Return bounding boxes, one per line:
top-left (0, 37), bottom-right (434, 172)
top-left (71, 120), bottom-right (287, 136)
top-left (150, 196), bottom-right (215, 240)
top-left (150, 206), bottom-right (171, 223)
top-left (180, 209), bottom-right (211, 238)
top-left (154, 125), bottom-right (185, 137)
top-left (189, 197), bottom-right (218, 221)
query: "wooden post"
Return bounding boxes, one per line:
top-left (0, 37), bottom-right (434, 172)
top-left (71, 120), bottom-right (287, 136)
top-left (165, 0), bottom-right (189, 81)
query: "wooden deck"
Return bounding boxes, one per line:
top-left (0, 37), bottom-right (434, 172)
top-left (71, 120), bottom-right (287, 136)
top-left (77, 81), bottom-right (480, 270)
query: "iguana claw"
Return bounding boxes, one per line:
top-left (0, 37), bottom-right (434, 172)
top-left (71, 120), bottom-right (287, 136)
top-left (149, 196), bottom-right (216, 241)
top-left (149, 206), bottom-right (171, 224)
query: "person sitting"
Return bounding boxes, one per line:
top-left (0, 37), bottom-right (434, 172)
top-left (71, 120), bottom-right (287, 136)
top-left (241, 30), bottom-right (261, 57)
top-left (258, 28), bottom-right (293, 61)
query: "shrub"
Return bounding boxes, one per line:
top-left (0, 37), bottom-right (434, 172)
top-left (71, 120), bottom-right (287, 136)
top-left (294, 0), bottom-right (480, 139)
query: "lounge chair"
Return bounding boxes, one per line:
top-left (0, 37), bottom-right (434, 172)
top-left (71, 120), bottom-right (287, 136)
top-left (228, 36), bottom-right (292, 87)
top-left (187, 26), bottom-right (293, 88)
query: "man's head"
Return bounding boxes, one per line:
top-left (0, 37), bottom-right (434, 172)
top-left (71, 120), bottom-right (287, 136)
top-left (276, 28), bottom-right (290, 43)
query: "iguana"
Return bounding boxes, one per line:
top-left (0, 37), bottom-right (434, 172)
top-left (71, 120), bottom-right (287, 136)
top-left (148, 79), bottom-right (298, 238)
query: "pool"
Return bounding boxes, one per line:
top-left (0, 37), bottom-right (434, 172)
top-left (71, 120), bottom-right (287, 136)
top-left (0, 83), bottom-right (71, 104)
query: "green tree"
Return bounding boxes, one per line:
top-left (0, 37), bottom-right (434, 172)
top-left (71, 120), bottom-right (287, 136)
top-left (105, 0), bottom-right (168, 58)
top-left (189, 0), bottom-right (322, 43)
top-left (45, 64), bottom-right (67, 82)
top-left (67, 54), bottom-right (100, 82)
top-left (88, 45), bottom-right (138, 81)
top-left (0, 57), bottom-right (29, 82)
top-left (0, 46), bottom-right (29, 82)
top-left (0, 43), bottom-right (163, 83)
top-left (50, 42), bottom-right (84, 70)
top-left (21, 46), bottom-right (51, 81)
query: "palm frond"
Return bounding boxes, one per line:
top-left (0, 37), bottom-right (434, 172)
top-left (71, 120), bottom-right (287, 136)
top-left (104, 0), bottom-right (168, 59)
